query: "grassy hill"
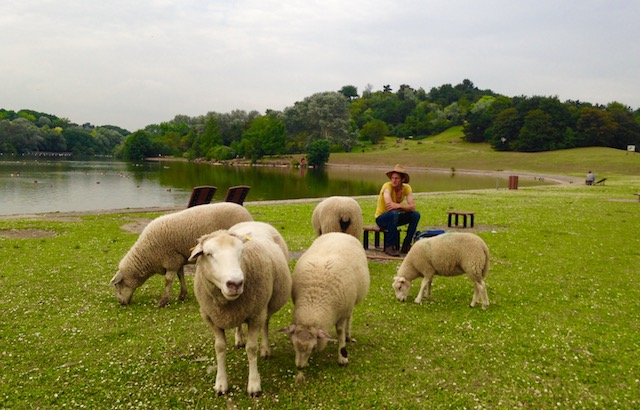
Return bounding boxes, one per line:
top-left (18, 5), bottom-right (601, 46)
top-left (329, 127), bottom-right (640, 178)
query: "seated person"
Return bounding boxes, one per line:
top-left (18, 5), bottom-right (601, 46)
top-left (586, 171), bottom-right (596, 185)
top-left (375, 164), bottom-right (421, 256)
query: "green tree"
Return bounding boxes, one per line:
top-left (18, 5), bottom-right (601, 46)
top-left (360, 119), bottom-right (389, 143)
top-left (339, 85), bottom-right (359, 100)
top-left (576, 107), bottom-right (616, 147)
top-left (306, 139), bottom-right (331, 167)
top-left (238, 114), bottom-right (286, 162)
top-left (486, 107), bottom-right (521, 150)
top-left (511, 109), bottom-right (559, 151)
top-left (122, 130), bottom-right (154, 161)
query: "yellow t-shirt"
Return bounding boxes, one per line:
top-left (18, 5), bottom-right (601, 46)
top-left (375, 181), bottom-right (412, 218)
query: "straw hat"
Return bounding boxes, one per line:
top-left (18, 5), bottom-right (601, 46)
top-left (385, 164), bottom-right (410, 183)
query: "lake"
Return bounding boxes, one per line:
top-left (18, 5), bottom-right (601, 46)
top-left (0, 156), bottom-right (553, 215)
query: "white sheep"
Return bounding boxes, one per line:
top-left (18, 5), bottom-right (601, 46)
top-left (279, 232), bottom-right (370, 369)
top-left (392, 232), bottom-right (490, 309)
top-left (189, 222), bottom-right (292, 397)
top-left (311, 196), bottom-right (363, 240)
top-left (109, 202), bottom-right (253, 307)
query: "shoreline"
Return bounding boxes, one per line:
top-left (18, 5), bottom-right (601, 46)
top-left (0, 159), bottom-right (582, 220)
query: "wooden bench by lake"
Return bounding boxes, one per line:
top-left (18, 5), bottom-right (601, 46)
top-left (447, 211), bottom-right (475, 228)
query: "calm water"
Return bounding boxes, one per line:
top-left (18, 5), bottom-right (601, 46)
top-left (0, 156), bottom-right (551, 215)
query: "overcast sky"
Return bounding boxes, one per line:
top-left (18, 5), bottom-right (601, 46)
top-left (2, 0), bottom-right (639, 131)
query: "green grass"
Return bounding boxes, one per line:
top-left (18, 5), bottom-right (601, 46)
top-left (330, 126), bottom-right (640, 178)
top-left (2, 141), bottom-right (640, 408)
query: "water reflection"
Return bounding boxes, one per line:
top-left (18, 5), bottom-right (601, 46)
top-left (0, 156), bottom-right (552, 215)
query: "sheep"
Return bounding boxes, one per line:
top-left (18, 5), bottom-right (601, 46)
top-left (109, 202), bottom-right (253, 307)
top-left (279, 232), bottom-right (370, 369)
top-left (311, 196), bottom-right (363, 240)
top-left (189, 222), bottom-right (292, 397)
top-left (392, 232), bottom-right (490, 309)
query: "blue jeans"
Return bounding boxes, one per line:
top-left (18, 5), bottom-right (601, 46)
top-left (376, 210), bottom-right (421, 249)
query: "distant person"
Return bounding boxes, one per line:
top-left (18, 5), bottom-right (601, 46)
top-left (375, 164), bottom-right (421, 256)
top-left (586, 171), bottom-right (596, 185)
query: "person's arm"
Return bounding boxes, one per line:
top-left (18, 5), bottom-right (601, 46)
top-left (384, 189), bottom-right (417, 212)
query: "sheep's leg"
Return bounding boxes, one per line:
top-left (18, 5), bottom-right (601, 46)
top-left (158, 269), bottom-right (177, 307)
top-left (470, 282), bottom-right (479, 308)
top-left (336, 317), bottom-right (349, 366)
top-left (211, 326), bottom-right (228, 395)
top-left (234, 324), bottom-right (245, 348)
top-left (177, 266), bottom-right (187, 301)
top-left (245, 318), bottom-right (263, 397)
top-left (480, 280), bottom-right (489, 310)
top-left (415, 277), bottom-right (432, 304)
top-left (260, 317), bottom-right (271, 359)
top-left (345, 314), bottom-right (354, 343)
top-left (471, 280), bottom-right (489, 309)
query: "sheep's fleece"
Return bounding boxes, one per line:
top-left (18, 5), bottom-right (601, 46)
top-left (393, 232), bottom-right (490, 309)
top-left (190, 222), bottom-right (292, 396)
top-left (311, 196), bottom-right (363, 240)
top-left (110, 202), bottom-right (252, 306)
top-left (280, 232), bottom-right (370, 369)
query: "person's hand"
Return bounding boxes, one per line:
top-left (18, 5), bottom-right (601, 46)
top-left (385, 202), bottom-right (400, 211)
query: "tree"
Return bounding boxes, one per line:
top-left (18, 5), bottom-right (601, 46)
top-left (576, 107), bottom-right (616, 147)
top-left (306, 139), bottom-right (330, 167)
top-left (606, 102), bottom-right (640, 149)
top-left (239, 114), bottom-right (286, 161)
top-left (360, 119), bottom-right (389, 144)
top-left (511, 109), bottom-right (559, 151)
top-left (283, 91), bottom-right (355, 151)
top-left (122, 130), bottom-right (154, 161)
top-left (486, 107), bottom-right (521, 150)
top-left (339, 85), bottom-right (359, 100)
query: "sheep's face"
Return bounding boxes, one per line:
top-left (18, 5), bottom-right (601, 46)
top-left (279, 325), bottom-right (334, 369)
top-left (392, 276), bottom-right (411, 302)
top-left (191, 232), bottom-right (245, 301)
top-left (109, 271), bottom-right (136, 305)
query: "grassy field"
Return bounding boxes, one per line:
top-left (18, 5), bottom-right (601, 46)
top-left (1, 132), bottom-right (640, 409)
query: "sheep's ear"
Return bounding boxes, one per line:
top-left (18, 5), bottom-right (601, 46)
top-left (188, 243), bottom-right (204, 262)
top-left (278, 325), bottom-right (295, 335)
top-left (110, 271), bottom-right (123, 286)
top-left (393, 276), bottom-right (405, 283)
top-left (318, 329), bottom-right (337, 342)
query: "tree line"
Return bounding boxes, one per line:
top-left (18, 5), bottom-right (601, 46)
top-left (2, 79), bottom-right (639, 165)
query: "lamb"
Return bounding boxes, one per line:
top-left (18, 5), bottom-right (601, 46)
top-left (311, 196), bottom-right (363, 240)
top-left (189, 221), bottom-right (292, 397)
top-left (279, 232), bottom-right (370, 369)
top-left (109, 202), bottom-right (253, 307)
top-left (392, 232), bottom-right (490, 309)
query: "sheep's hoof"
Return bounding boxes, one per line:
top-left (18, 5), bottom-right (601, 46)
top-left (157, 298), bottom-right (169, 307)
top-left (248, 390), bottom-right (262, 398)
top-left (178, 292), bottom-right (187, 301)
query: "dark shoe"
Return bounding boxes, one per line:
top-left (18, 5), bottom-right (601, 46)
top-left (401, 244), bottom-right (412, 254)
top-left (384, 245), bottom-right (400, 257)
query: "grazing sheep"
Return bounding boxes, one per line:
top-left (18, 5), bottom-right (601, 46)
top-left (392, 232), bottom-right (490, 309)
top-left (279, 232), bottom-right (370, 369)
top-left (189, 222), bottom-right (292, 397)
top-left (109, 203), bottom-right (253, 307)
top-left (311, 196), bottom-right (363, 240)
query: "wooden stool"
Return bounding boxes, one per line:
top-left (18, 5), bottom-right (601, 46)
top-left (362, 225), bottom-right (401, 250)
top-left (447, 211), bottom-right (475, 228)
